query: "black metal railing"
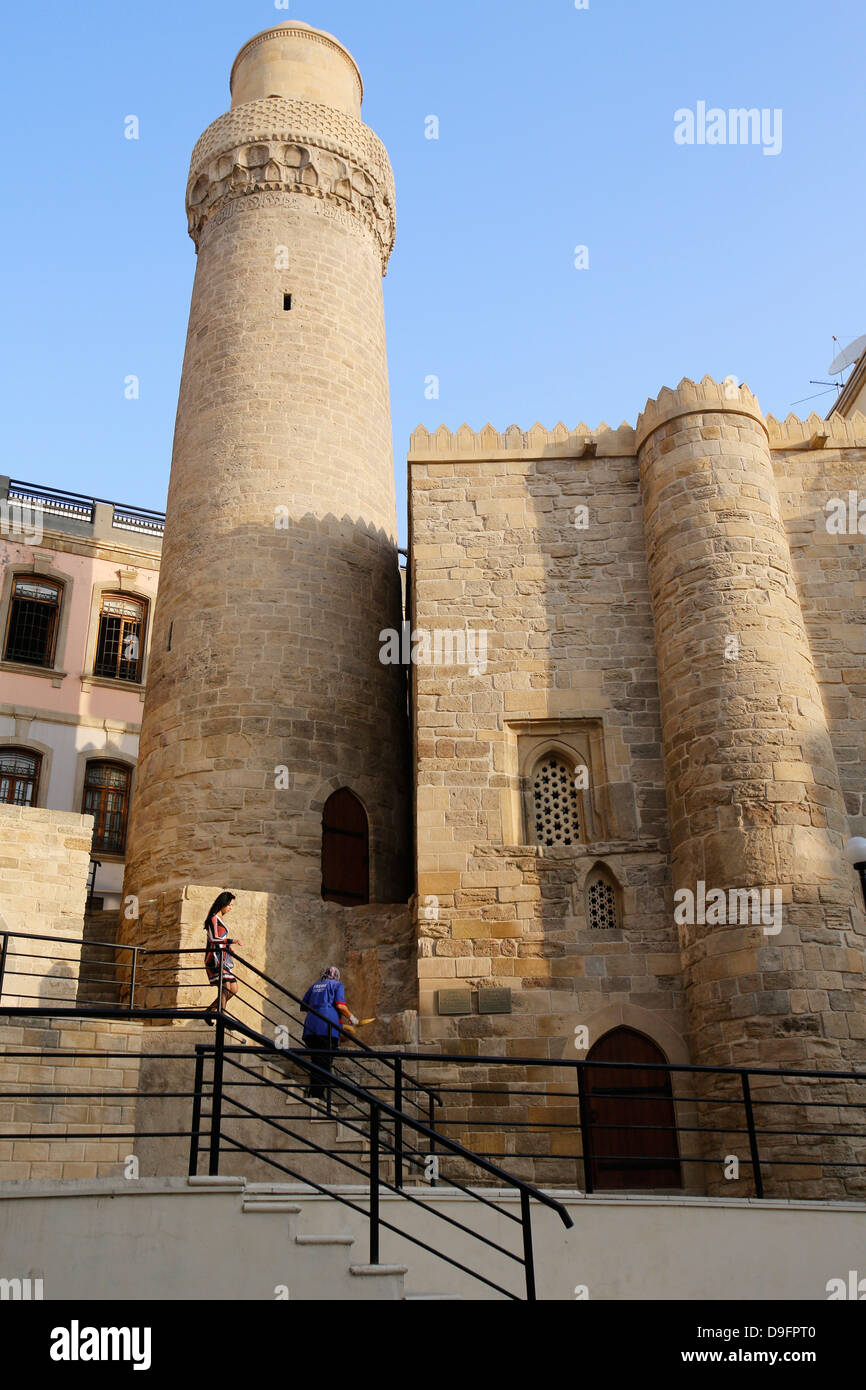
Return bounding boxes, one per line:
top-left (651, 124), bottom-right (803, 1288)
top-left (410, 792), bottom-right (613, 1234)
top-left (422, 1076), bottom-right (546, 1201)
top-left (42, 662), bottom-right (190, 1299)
top-left (187, 1005), bottom-right (572, 1299)
top-left (5, 480), bottom-right (165, 534)
top-left (2, 927), bottom-right (865, 1207)
top-left (0, 929), bottom-right (573, 1299)
top-left (371, 1051), bottom-right (866, 1201)
top-left (7, 480), bottom-right (96, 523)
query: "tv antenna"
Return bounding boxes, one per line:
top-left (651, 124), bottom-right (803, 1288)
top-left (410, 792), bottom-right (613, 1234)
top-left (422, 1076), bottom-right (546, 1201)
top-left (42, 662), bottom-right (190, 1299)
top-left (791, 333), bottom-right (866, 408)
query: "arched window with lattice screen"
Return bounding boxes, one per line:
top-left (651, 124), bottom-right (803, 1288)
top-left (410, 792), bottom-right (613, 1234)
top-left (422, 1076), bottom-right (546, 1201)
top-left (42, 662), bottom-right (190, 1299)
top-left (585, 865), bottom-right (621, 930)
top-left (531, 754), bottom-right (581, 847)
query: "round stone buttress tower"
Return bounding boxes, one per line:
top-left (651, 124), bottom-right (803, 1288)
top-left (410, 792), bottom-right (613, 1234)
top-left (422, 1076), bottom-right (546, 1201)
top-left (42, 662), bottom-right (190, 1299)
top-left (637, 377), bottom-right (866, 1197)
top-left (123, 23), bottom-right (409, 909)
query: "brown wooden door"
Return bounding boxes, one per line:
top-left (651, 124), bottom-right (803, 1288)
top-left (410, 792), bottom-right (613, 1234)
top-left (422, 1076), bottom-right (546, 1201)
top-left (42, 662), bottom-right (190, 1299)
top-left (321, 788), bottom-right (370, 905)
top-left (584, 1027), bottom-right (681, 1191)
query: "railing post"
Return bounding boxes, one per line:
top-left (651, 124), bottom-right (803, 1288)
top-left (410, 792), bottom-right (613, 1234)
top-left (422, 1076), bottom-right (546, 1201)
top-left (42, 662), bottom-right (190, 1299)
top-left (0, 933), bottom-right (7, 1006)
top-left (326, 1025), bottom-right (334, 1117)
top-left (519, 1188), bottom-right (537, 1302)
top-left (209, 1014), bottom-right (225, 1176)
top-left (393, 1057), bottom-right (404, 1191)
top-left (189, 1046), bottom-right (206, 1177)
top-left (576, 1061), bottom-right (594, 1195)
top-left (428, 1090), bottom-right (437, 1187)
top-left (128, 947), bottom-right (138, 1014)
top-left (741, 1070), bottom-right (764, 1199)
top-left (369, 1103), bottom-right (380, 1265)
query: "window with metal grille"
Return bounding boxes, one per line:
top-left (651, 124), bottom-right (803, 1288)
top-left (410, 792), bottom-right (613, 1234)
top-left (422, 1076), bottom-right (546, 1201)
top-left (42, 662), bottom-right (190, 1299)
top-left (0, 748), bottom-right (41, 807)
top-left (3, 577), bottom-right (62, 667)
top-left (83, 761), bottom-right (131, 856)
top-left (532, 755), bottom-right (580, 847)
top-left (586, 873), bottom-right (620, 930)
top-left (322, 788), bottom-right (370, 905)
top-left (93, 594), bottom-right (145, 682)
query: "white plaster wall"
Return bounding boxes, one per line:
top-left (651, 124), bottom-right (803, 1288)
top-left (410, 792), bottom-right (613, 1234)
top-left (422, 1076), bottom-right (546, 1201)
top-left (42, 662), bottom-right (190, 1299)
top-left (0, 1179), bottom-right (863, 1302)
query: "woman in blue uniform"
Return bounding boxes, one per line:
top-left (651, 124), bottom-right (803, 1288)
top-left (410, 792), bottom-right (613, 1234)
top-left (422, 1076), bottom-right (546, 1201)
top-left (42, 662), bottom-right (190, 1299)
top-left (300, 966), bottom-right (358, 1099)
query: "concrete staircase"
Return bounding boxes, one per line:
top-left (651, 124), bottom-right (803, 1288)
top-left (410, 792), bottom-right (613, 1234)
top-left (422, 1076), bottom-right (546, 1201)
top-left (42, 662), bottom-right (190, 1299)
top-left (217, 1051), bottom-right (405, 1186)
top-left (77, 908), bottom-right (123, 1007)
top-left (189, 1176), bottom-right (460, 1299)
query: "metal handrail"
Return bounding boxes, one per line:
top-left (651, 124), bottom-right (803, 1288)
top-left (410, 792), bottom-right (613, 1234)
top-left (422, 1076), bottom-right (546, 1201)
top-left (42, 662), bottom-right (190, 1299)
top-left (7, 479), bottom-right (165, 523)
top-left (0, 931), bottom-right (440, 1113)
top-left (218, 1011), bottom-right (573, 1218)
top-left (194, 1010), bottom-right (572, 1299)
top-left (0, 929), bottom-right (566, 1297)
top-left (3, 927), bottom-right (866, 1289)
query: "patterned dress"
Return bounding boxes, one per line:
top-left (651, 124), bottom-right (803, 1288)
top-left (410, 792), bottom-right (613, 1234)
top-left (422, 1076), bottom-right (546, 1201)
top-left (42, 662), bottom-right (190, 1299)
top-left (204, 913), bottom-right (236, 985)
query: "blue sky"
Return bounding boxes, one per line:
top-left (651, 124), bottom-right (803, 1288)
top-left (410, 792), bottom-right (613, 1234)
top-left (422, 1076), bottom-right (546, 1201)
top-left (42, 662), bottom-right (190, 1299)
top-left (1, 0), bottom-right (863, 543)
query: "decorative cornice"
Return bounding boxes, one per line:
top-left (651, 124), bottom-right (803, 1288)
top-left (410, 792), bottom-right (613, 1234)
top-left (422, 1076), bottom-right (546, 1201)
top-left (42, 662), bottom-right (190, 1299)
top-left (635, 375), bottom-right (766, 452)
top-left (229, 25), bottom-right (364, 104)
top-left (408, 420), bottom-right (636, 462)
top-left (186, 97), bottom-right (395, 269)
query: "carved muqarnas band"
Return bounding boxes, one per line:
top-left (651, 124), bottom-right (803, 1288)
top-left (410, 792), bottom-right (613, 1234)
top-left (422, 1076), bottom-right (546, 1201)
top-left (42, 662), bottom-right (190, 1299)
top-left (186, 101), bottom-right (395, 269)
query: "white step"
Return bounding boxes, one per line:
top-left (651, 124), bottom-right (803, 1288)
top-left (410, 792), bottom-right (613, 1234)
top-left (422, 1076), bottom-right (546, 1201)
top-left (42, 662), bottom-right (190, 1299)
top-left (242, 1198), bottom-right (302, 1215)
top-left (295, 1234), bottom-right (354, 1247)
top-left (187, 1176), bottom-right (245, 1190)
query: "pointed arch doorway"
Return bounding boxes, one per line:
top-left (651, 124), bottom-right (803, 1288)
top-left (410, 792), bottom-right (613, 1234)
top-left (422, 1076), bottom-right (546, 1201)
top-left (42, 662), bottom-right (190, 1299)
top-left (584, 1027), bottom-right (682, 1191)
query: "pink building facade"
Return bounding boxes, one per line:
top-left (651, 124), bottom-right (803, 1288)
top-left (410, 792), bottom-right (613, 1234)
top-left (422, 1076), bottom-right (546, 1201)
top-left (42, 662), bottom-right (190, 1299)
top-left (0, 478), bottom-right (162, 910)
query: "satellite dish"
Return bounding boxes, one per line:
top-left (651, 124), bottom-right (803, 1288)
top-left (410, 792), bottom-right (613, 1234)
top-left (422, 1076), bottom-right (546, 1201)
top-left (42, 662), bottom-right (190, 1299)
top-left (829, 334), bottom-right (866, 376)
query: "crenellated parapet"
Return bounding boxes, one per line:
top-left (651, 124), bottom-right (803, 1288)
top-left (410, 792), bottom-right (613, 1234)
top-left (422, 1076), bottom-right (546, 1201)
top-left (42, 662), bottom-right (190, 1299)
top-left (635, 374), bottom-right (766, 450)
top-left (635, 377), bottom-right (866, 451)
top-left (411, 382), bottom-right (866, 464)
top-left (765, 409), bottom-right (866, 448)
top-left (186, 97), bottom-right (396, 268)
top-left (409, 419), bottom-right (636, 461)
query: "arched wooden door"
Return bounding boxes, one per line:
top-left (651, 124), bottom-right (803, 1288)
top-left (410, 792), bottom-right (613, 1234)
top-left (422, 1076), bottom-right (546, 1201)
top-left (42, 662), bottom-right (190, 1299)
top-left (321, 788), bottom-right (370, 905)
top-left (584, 1027), bottom-right (681, 1191)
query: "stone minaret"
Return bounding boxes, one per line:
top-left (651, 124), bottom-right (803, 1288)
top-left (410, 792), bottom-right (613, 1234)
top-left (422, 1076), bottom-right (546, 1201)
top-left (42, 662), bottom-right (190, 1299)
top-left (124, 23), bottom-right (409, 906)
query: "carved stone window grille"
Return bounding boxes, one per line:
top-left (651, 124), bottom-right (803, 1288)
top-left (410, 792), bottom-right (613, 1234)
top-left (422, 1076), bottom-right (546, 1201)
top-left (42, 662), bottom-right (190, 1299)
top-left (532, 756), bottom-right (580, 847)
top-left (587, 874), bottom-right (619, 930)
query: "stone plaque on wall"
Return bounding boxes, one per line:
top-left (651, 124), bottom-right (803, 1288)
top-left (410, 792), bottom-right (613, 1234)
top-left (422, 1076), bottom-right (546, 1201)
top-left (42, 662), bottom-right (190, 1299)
top-left (478, 988), bottom-right (512, 1014)
top-left (437, 989), bottom-right (472, 1016)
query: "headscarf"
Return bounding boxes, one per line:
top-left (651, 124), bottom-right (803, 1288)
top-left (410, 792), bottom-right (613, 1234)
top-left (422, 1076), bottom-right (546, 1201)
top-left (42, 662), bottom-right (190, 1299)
top-left (320, 965), bottom-right (341, 981)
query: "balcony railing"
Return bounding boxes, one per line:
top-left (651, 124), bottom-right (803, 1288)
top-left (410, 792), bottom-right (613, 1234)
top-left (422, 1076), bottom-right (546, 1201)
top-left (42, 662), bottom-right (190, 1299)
top-left (5, 480), bottom-right (165, 537)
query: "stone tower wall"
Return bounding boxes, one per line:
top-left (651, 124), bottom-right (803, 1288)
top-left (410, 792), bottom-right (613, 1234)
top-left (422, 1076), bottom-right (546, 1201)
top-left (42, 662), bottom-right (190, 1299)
top-left (122, 26), bottom-right (410, 910)
top-left (636, 378), bottom-right (866, 1079)
top-left (406, 424), bottom-right (686, 1070)
top-left (769, 412), bottom-right (866, 827)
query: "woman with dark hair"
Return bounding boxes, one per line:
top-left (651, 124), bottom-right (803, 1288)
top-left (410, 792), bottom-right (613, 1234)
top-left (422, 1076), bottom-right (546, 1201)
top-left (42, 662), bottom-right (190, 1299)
top-left (203, 891), bottom-right (241, 1023)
